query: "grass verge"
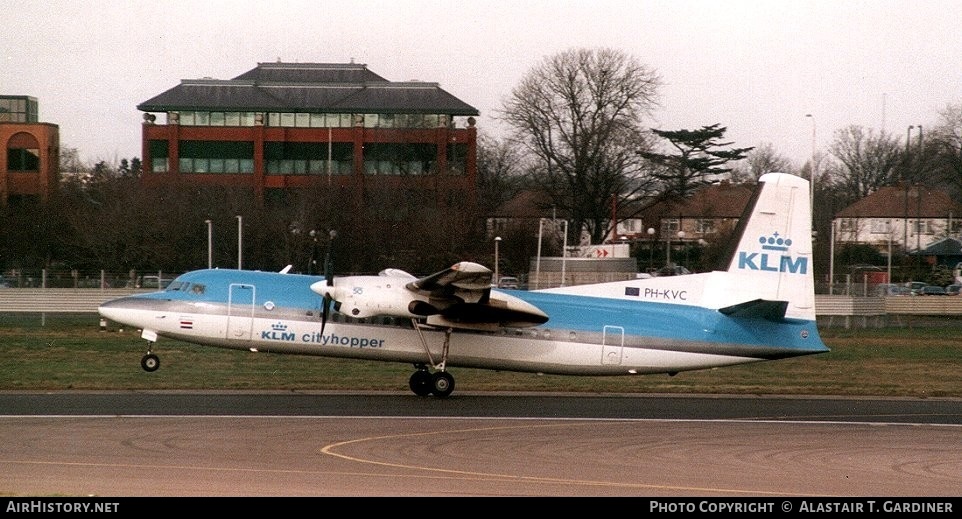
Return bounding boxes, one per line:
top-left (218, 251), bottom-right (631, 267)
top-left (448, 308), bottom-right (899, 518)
top-left (1, 313), bottom-right (960, 397)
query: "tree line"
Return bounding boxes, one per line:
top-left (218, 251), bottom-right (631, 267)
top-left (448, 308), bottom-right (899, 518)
top-left (2, 47), bottom-right (960, 283)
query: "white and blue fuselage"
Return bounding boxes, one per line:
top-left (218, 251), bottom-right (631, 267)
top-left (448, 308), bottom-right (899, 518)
top-left (98, 173), bottom-right (830, 393)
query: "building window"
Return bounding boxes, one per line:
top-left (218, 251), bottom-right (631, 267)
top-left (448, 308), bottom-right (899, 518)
top-left (363, 143), bottom-right (437, 175)
top-left (447, 143), bottom-right (467, 175)
top-left (265, 142), bottom-right (353, 175)
top-left (870, 220), bottom-right (892, 234)
top-left (179, 140), bottom-right (254, 174)
top-left (662, 219), bottom-right (680, 234)
top-left (6, 132), bottom-right (40, 171)
top-left (696, 219), bottom-right (715, 234)
top-left (148, 140), bottom-right (169, 173)
top-left (7, 147), bottom-right (40, 171)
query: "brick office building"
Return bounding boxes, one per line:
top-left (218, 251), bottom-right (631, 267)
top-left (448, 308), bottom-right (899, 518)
top-left (137, 62), bottom-right (480, 210)
top-left (0, 95), bottom-right (59, 205)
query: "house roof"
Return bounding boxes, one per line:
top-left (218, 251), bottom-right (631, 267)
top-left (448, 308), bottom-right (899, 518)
top-left (911, 237), bottom-right (962, 256)
top-left (137, 62), bottom-right (479, 115)
top-left (834, 185), bottom-right (962, 219)
top-left (642, 181), bottom-right (754, 221)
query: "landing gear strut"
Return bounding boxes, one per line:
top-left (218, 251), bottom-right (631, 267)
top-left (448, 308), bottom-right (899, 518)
top-left (409, 321), bottom-right (456, 398)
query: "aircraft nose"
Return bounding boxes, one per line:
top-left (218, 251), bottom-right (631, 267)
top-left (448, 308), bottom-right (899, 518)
top-left (98, 296), bottom-right (145, 325)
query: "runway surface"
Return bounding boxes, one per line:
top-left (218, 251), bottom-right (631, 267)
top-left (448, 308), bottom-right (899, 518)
top-left (1, 391), bottom-right (960, 497)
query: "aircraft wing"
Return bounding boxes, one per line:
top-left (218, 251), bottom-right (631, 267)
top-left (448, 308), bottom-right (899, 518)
top-left (406, 261), bottom-right (494, 303)
top-left (406, 262), bottom-right (548, 330)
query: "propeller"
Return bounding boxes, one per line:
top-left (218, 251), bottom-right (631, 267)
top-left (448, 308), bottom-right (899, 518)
top-left (320, 230), bottom-right (337, 335)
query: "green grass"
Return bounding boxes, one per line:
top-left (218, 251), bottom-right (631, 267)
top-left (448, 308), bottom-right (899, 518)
top-left (1, 313), bottom-right (961, 397)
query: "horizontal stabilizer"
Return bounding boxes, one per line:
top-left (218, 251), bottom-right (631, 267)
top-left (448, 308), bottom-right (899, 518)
top-left (718, 299), bottom-right (789, 321)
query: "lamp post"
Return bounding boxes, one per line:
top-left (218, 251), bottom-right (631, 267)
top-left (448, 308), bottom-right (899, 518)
top-left (535, 218), bottom-right (544, 290)
top-left (560, 220), bottom-right (568, 287)
top-left (494, 236), bottom-right (502, 286)
top-left (647, 227), bottom-right (655, 272)
top-left (678, 231), bottom-right (687, 269)
top-left (236, 215), bottom-right (242, 270)
top-left (204, 219), bottom-right (212, 269)
top-left (805, 114), bottom-right (816, 222)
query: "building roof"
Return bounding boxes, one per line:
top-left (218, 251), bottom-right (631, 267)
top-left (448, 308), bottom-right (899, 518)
top-left (642, 181), bottom-right (754, 221)
top-left (137, 62), bottom-right (479, 115)
top-left (834, 185), bottom-right (962, 219)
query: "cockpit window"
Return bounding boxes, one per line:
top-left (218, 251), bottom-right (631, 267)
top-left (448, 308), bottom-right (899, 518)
top-left (163, 281), bottom-right (205, 295)
top-left (165, 281), bottom-right (188, 292)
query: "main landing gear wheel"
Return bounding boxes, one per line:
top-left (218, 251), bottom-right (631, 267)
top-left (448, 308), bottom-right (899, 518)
top-left (409, 368), bottom-right (433, 397)
top-left (141, 353), bottom-right (160, 372)
top-left (431, 371), bottom-right (455, 398)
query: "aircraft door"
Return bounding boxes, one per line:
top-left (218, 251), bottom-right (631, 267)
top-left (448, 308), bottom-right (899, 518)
top-left (602, 325), bottom-right (624, 365)
top-left (227, 283), bottom-right (255, 342)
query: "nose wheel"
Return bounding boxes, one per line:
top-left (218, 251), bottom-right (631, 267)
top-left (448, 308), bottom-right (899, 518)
top-left (141, 342), bottom-right (160, 372)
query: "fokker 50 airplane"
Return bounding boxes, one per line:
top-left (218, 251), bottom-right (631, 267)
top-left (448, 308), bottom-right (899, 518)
top-left (99, 172), bottom-right (829, 397)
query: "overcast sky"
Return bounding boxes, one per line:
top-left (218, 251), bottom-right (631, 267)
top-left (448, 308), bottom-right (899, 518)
top-left (4, 0), bottom-right (960, 167)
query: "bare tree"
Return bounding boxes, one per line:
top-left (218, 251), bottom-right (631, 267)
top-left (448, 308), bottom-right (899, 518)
top-left (475, 132), bottom-right (527, 216)
top-left (497, 47), bottom-right (662, 244)
top-left (928, 103), bottom-right (962, 196)
top-left (731, 142), bottom-right (796, 183)
top-left (827, 125), bottom-right (902, 202)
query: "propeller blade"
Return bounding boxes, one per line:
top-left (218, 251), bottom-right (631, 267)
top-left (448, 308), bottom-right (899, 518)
top-left (320, 293), bottom-right (331, 335)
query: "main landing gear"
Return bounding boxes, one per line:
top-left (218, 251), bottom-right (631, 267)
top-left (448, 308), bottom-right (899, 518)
top-left (409, 321), bottom-right (456, 398)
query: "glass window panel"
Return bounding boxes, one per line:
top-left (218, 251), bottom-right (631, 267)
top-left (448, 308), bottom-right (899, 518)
top-left (210, 112), bottom-right (225, 126)
top-left (309, 160), bottom-right (325, 173)
top-left (178, 112), bottom-right (195, 125)
top-left (239, 159), bottom-right (254, 173)
top-left (364, 114), bottom-right (378, 127)
top-left (195, 112), bottom-right (210, 125)
top-left (224, 112), bottom-right (240, 126)
top-left (424, 114), bottom-right (438, 127)
top-left (295, 113), bottom-right (310, 127)
top-left (280, 160), bottom-right (294, 173)
top-left (268, 113), bottom-right (281, 126)
top-left (340, 114), bottom-right (353, 127)
top-left (310, 113), bottom-right (326, 127)
top-left (225, 158), bottom-right (239, 173)
top-left (294, 160), bottom-right (307, 174)
top-left (209, 158), bottom-right (225, 173)
top-left (280, 113), bottom-right (295, 126)
top-left (380, 114), bottom-right (394, 128)
top-left (241, 112), bottom-right (257, 126)
top-left (193, 158), bottom-right (209, 172)
top-left (151, 158), bottom-right (168, 173)
top-left (179, 158), bottom-right (193, 172)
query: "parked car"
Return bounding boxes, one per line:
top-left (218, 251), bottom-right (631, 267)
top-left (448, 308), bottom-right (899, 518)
top-left (945, 284), bottom-right (961, 296)
top-left (905, 281), bottom-right (927, 295)
top-left (919, 285), bottom-right (948, 296)
top-left (875, 283), bottom-right (911, 296)
top-left (496, 276), bottom-right (520, 289)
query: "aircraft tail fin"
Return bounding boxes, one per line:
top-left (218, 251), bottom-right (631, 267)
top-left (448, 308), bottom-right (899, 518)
top-left (713, 173), bottom-right (816, 321)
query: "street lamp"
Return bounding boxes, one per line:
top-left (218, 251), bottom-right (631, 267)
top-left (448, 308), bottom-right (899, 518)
top-left (560, 220), bottom-right (569, 287)
top-left (236, 215), bottom-right (242, 270)
top-left (677, 231), bottom-right (686, 269)
top-left (494, 236), bottom-right (502, 286)
top-left (535, 218), bottom-right (545, 290)
top-left (204, 219), bottom-right (212, 269)
top-left (805, 114), bottom-right (816, 221)
top-left (647, 227), bottom-right (655, 272)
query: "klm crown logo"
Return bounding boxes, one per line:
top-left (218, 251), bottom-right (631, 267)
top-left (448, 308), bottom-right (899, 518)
top-left (759, 232), bottom-right (792, 252)
top-left (738, 231), bottom-right (807, 274)
top-left (272, 322), bottom-right (288, 331)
